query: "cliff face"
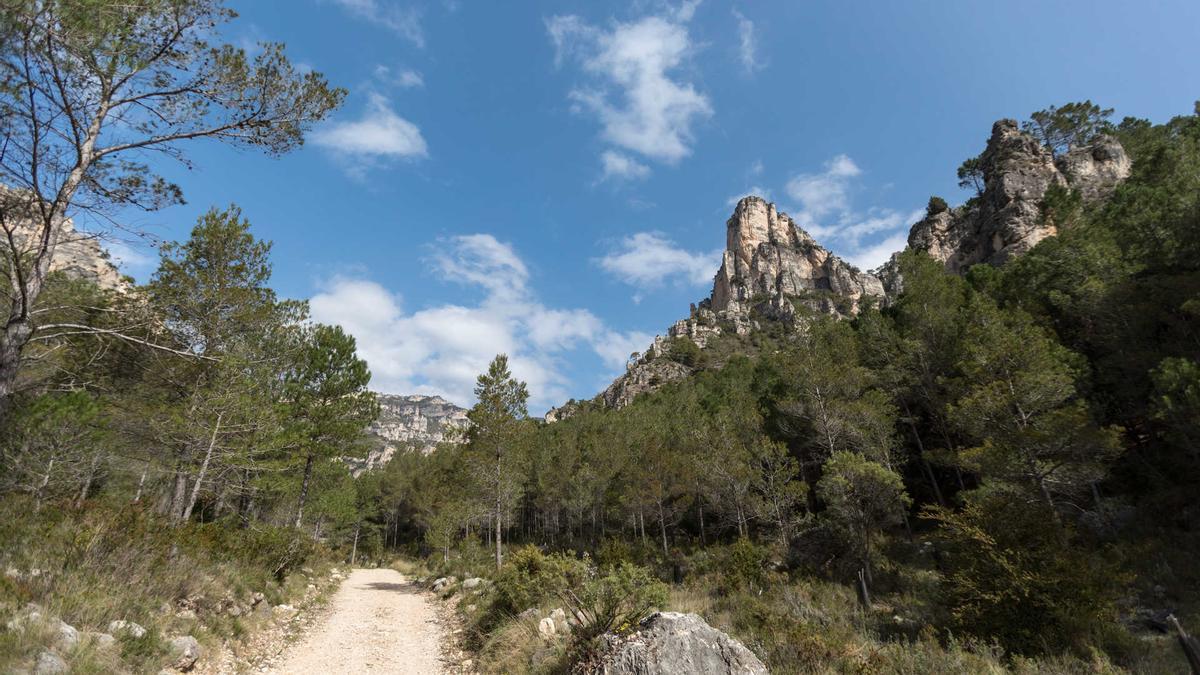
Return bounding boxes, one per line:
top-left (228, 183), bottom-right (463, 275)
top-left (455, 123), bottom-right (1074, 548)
top-left (907, 120), bottom-right (1130, 274)
top-left (708, 196), bottom-right (884, 332)
top-left (348, 394), bottom-right (468, 474)
top-left (2, 210), bottom-right (127, 292)
top-left (587, 197), bottom-right (884, 413)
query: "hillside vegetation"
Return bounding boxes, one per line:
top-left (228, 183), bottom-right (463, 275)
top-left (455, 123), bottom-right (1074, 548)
top-left (373, 101), bottom-right (1200, 673)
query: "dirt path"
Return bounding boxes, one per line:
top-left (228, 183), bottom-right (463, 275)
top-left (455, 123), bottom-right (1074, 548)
top-left (266, 568), bottom-right (445, 675)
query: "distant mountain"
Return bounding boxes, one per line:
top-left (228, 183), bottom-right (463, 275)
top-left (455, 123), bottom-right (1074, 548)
top-left (348, 394), bottom-right (469, 474)
top-left (557, 118), bottom-right (1133, 418)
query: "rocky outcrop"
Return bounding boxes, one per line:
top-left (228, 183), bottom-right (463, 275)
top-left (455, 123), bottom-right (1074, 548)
top-left (907, 119), bottom-right (1130, 274)
top-left (601, 357), bottom-right (692, 409)
top-left (709, 196), bottom-right (884, 332)
top-left (347, 394), bottom-right (468, 474)
top-left (2, 189), bottom-right (128, 291)
top-left (594, 612), bottom-right (768, 674)
top-left (587, 196), bottom-right (883, 411)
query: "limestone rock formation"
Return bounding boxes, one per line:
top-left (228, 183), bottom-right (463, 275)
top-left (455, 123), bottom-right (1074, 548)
top-left (601, 356), bottom-right (692, 409)
top-left (906, 119), bottom-right (1130, 274)
top-left (2, 189), bottom-right (128, 291)
top-left (709, 196), bottom-right (884, 332)
top-left (594, 612), bottom-right (769, 675)
top-left (347, 394), bottom-right (468, 474)
top-left (584, 196), bottom-right (883, 412)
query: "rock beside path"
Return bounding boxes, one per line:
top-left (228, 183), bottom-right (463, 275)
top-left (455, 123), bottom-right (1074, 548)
top-left (595, 612), bottom-right (768, 674)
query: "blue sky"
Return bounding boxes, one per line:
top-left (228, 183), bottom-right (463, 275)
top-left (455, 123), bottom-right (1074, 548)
top-left (107, 0), bottom-right (1200, 412)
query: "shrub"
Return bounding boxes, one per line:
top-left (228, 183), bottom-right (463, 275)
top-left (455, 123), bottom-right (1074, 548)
top-left (719, 538), bottom-right (770, 594)
top-left (925, 486), bottom-right (1126, 656)
top-left (490, 546), bottom-right (588, 617)
top-left (927, 195), bottom-right (949, 216)
top-left (559, 562), bottom-right (668, 643)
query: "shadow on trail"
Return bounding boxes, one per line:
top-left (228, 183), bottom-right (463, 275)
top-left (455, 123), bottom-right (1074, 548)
top-left (362, 581), bottom-right (423, 594)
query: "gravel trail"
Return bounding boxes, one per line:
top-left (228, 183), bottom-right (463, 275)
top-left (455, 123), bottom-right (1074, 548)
top-left (267, 568), bottom-right (445, 674)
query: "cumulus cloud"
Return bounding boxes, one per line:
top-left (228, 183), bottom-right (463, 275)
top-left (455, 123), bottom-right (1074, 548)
top-left (732, 9), bottom-right (765, 73)
top-left (331, 0), bottom-right (424, 47)
top-left (310, 235), bottom-right (651, 411)
top-left (600, 150), bottom-right (651, 181)
top-left (597, 232), bottom-right (720, 295)
top-left (374, 64), bottom-right (424, 88)
top-left (782, 154), bottom-right (920, 270)
top-left (312, 93), bottom-right (427, 174)
top-left (785, 154), bottom-right (861, 220)
top-left (547, 4), bottom-right (712, 177)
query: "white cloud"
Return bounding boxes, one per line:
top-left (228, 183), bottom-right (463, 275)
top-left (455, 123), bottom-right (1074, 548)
top-left (782, 154), bottom-right (919, 271)
top-left (374, 64), bottom-right (424, 88)
top-left (846, 231), bottom-right (908, 271)
top-left (310, 235), bottom-right (651, 411)
top-left (785, 154), bottom-right (861, 219)
top-left (312, 93), bottom-right (427, 173)
top-left (331, 0), bottom-right (424, 47)
top-left (600, 150), bottom-right (651, 181)
top-left (104, 238), bottom-right (156, 279)
top-left (547, 5), bottom-right (712, 174)
top-left (728, 186), bottom-right (772, 206)
top-left (732, 9), bottom-right (765, 73)
top-left (597, 232), bottom-right (720, 292)
top-left (593, 329), bottom-right (656, 370)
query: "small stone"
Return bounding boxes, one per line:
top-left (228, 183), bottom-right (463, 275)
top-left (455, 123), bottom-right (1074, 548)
top-left (271, 604), bottom-right (299, 623)
top-left (34, 650), bottom-right (67, 675)
top-left (250, 592), bottom-right (265, 606)
top-left (462, 577), bottom-right (483, 589)
top-left (518, 608), bottom-right (539, 621)
top-left (168, 635), bottom-right (201, 671)
top-left (108, 620), bottom-right (147, 638)
top-left (55, 620), bottom-right (79, 648)
top-left (465, 604), bottom-right (477, 613)
top-left (538, 617), bottom-right (556, 638)
top-left (175, 609), bottom-right (197, 620)
top-left (227, 604), bottom-right (243, 617)
top-left (88, 632), bottom-right (116, 649)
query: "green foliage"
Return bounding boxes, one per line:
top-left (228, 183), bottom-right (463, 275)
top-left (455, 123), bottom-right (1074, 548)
top-left (559, 562), bottom-right (668, 643)
top-left (491, 546), bottom-right (589, 617)
top-left (1023, 101), bottom-right (1115, 156)
top-left (926, 486), bottom-right (1126, 656)
top-left (665, 336), bottom-right (704, 368)
top-left (816, 452), bottom-right (910, 574)
top-left (926, 195), bottom-right (949, 216)
top-left (957, 155), bottom-right (985, 195)
top-left (1040, 183), bottom-right (1083, 228)
top-left (718, 537), bottom-right (770, 593)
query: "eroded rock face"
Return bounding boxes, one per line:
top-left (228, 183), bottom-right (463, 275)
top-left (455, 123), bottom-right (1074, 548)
top-left (907, 119), bottom-right (1130, 274)
top-left (710, 196), bottom-right (884, 331)
top-left (601, 358), bottom-right (692, 409)
top-left (2, 210), bottom-right (127, 292)
top-left (588, 196), bottom-right (883, 411)
top-left (347, 394), bottom-right (469, 473)
top-left (595, 612), bottom-right (768, 675)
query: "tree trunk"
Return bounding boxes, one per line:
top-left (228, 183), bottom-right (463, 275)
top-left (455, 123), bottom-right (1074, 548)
top-left (494, 449), bottom-right (503, 571)
top-left (169, 467), bottom-right (188, 522)
top-left (657, 501), bottom-right (669, 556)
top-left (351, 522), bottom-right (361, 565)
top-left (133, 465), bottom-right (148, 503)
top-left (294, 453), bottom-right (314, 529)
top-left (34, 456), bottom-right (55, 511)
top-left (699, 503), bottom-right (706, 546)
top-left (0, 322), bottom-right (33, 425)
top-left (75, 451), bottom-right (103, 508)
top-left (183, 414), bottom-right (221, 523)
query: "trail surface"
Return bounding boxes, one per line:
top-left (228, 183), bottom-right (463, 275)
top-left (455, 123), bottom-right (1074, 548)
top-left (267, 568), bottom-right (445, 675)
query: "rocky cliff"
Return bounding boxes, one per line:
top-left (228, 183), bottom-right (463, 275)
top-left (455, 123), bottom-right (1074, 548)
top-left (349, 394), bottom-right (468, 474)
top-left (906, 119), bottom-right (1130, 274)
top-left (2, 190), bottom-right (128, 292)
top-left (588, 197), bottom-right (884, 413)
